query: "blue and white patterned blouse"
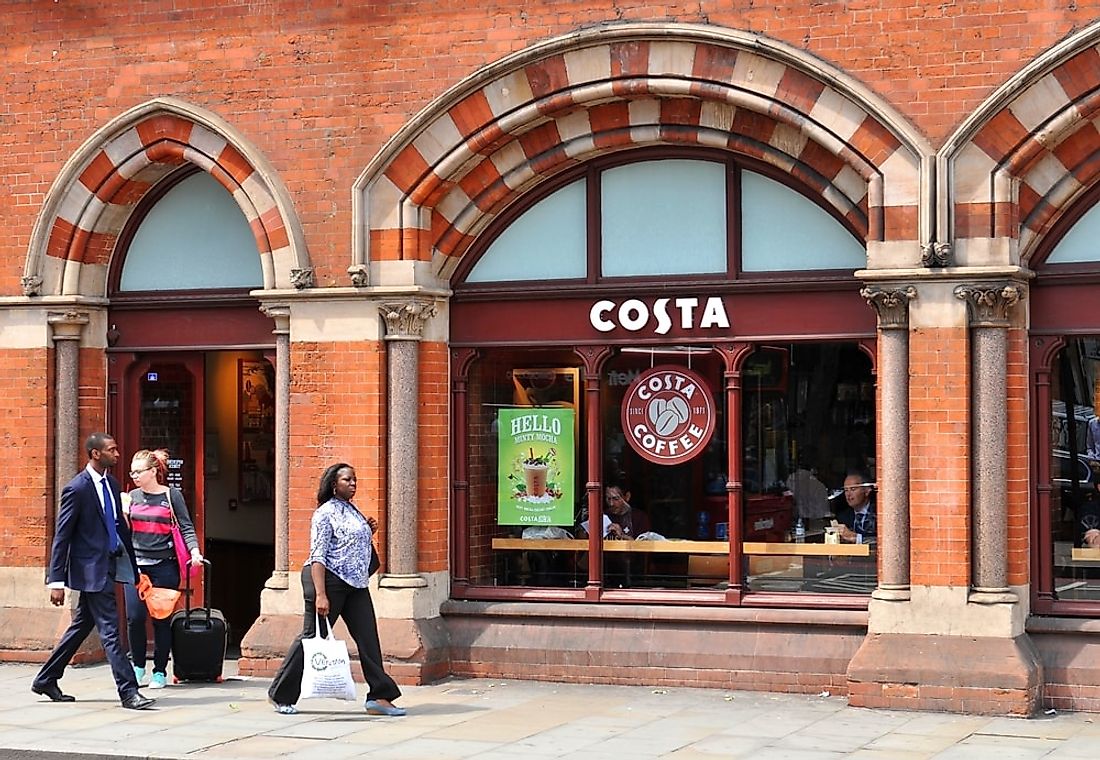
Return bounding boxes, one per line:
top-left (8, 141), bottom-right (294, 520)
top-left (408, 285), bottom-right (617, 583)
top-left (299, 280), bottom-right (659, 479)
top-left (306, 498), bottom-right (374, 589)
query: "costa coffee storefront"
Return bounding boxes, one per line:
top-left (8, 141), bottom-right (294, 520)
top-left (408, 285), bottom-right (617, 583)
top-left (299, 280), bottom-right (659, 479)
top-left (444, 148), bottom-right (879, 687)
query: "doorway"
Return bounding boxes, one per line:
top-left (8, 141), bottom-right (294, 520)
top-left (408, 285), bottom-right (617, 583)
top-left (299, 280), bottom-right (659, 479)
top-left (108, 349), bottom-right (276, 649)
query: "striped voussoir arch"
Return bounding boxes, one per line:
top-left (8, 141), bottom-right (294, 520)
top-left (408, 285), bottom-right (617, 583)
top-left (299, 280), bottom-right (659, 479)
top-left (362, 29), bottom-right (924, 278)
top-left (41, 112), bottom-right (290, 294)
top-left (953, 36), bottom-right (1100, 259)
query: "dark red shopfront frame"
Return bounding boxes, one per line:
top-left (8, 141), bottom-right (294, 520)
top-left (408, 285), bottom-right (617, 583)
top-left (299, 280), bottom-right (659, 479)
top-left (450, 288), bottom-right (874, 346)
top-left (449, 287), bottom-right (876, 609)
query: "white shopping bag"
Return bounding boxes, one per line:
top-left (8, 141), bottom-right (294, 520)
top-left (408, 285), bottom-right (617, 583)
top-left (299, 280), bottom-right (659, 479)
top-left (299, 615), bottom-right (357, 701)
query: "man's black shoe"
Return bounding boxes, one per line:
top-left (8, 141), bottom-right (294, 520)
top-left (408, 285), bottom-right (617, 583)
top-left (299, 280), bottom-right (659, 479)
top-left (31, 683), bottom-right (75, 703)
top-left (121, 693), bottom-right (155, 710)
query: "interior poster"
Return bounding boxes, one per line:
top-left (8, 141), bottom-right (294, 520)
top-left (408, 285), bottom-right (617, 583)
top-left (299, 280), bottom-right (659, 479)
top-left (498, 407), bottom-right (574, 526)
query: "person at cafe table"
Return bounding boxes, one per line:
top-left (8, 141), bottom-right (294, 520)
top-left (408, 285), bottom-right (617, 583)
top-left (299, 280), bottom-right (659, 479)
top-left (576, 482), bottom-right (651, 539)
top-left (836, 471), bottom-right (876, 543)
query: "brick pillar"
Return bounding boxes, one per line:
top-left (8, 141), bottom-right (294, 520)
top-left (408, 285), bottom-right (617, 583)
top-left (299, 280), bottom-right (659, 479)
top-left (848, 279), bottom-right (1041, 716)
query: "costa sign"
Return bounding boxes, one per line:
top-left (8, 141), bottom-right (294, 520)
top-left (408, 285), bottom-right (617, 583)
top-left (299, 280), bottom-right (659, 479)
top-left (621, 365), bottom-right (716, 465)
top-left (590, 297), bottom-right (730, 335)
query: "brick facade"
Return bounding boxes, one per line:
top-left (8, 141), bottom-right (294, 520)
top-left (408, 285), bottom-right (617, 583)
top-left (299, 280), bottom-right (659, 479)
top-left (6, 1), bottom-right (1100, 716)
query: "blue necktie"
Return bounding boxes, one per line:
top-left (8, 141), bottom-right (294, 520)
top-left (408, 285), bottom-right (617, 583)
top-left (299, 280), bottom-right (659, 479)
top-left (100, 477), bottom-right (120, 553)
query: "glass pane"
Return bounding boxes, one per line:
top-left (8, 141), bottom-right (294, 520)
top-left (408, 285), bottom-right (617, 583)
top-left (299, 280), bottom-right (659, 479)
top-left (741, 171), bottom-right (865, 271)
top-left (466, 349), bottom-right (586, 587)
top-left (1048, 339), bottom-right (1100, 602)
top-left (1047, 204), bottom-right (1100, 263)
top-left (741, 343), bottom-right (877, 594)
top-left (601, 160), bottom-right (727, 277)
top-left (465, 181), bottom-right (586, 283)
top-left (594, 350), bottom-right (728, 589)
top-left (119, 172), bottom-right (263, 291)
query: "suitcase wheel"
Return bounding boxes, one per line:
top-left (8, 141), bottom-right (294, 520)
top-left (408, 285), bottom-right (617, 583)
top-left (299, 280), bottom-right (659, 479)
top-left (173, 676), bottom-right (181, 684)
top-left (215, 675), bottom-right (223, 683)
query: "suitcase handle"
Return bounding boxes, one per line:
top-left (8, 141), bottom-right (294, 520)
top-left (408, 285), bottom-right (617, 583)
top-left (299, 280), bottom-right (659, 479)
top-left (183, 558), bottom-right (212, 622)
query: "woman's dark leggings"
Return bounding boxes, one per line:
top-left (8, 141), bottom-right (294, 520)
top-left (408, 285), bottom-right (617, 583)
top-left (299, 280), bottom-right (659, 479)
top-left (123, 558), bottom-right (180, 674)
top-left (268, 565), bottom-right (401, 706)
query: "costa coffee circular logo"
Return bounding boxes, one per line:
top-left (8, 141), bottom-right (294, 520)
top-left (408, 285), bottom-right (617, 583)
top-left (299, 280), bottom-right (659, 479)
top-left (621, 365), bottom-right (716, 465)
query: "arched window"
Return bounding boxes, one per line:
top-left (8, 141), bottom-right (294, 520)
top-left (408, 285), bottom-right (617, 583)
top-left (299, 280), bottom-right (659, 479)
top-left (460, 151), bottom-right (864, 286)
top-left (117, 171), bottom-right (263, 292)
top-left (450, 149), bottom-right (877, 607)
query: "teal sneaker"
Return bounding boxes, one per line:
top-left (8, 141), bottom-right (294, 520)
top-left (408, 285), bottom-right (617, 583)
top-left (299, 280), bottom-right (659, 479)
top-left (150, 672), bottom-right (167, 689)
top-left (132, 665), bottom-right (146, 685)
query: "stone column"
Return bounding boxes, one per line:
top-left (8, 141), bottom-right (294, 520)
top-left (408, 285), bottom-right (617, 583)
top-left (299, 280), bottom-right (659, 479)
top-left (261, 304), bottom-right (291, 590)
top-left (48, 311), bottom-right (90, 503)
top-left (861, 286), bottom-right (916, 600)
top-left (954, 283), bottom-right (1024, 603)
top-left (379, 300), bottom-right (436, 588)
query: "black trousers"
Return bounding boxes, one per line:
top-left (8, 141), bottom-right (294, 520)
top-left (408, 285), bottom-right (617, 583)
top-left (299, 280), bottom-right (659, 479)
top-left (268, 565), bottom-right (400, 706)
top-left (34, 582), bottom-right (140, 701)
top-left (123, 558), bottom-right (180, 674)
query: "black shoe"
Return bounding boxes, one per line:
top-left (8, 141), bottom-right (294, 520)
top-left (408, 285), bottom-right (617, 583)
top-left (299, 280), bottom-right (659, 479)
top-left (121, 693), bottom-right (156, 710)
top-left (31, 683), bottom-right (75, 703)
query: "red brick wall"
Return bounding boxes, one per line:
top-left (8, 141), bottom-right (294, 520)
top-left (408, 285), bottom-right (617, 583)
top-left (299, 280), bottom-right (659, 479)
top-left (0, 347), bottom-right (51, 566)
top-left (419, 341), bottom-right (450, 573)
top-left (1, 2), bottom-right (1093, 293)
top-left (909, 327), bottom-right (970, 587)
top-left (1006, 326), bottom-right (1030, 586)
top-left (286, 341), bottom-right (385, 564)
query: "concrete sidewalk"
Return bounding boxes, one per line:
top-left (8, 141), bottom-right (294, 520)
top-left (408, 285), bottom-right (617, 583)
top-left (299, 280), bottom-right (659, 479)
top-left (0, 661), bottom-right (1096, 759)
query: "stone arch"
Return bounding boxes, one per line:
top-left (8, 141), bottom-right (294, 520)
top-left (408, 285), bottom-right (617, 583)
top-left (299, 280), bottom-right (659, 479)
top-left (23, 97), bottom-right (311, 297)
top-left (354, 23), bottom-right (932, 284)
top-left (944, 20), bottom-right (1100, 265)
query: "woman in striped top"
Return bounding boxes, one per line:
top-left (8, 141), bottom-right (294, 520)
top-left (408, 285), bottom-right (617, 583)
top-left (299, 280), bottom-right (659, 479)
top-left (121, 449), bottom-right (203, 689)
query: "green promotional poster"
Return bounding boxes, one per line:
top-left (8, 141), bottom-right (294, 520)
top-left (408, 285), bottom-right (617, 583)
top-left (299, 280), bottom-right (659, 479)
top-left (498, 407), bottom-right (575, 526)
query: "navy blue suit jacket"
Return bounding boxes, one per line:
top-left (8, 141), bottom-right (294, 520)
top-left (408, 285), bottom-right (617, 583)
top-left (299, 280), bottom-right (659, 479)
top-left (47, 469), bottom-right (139, 592)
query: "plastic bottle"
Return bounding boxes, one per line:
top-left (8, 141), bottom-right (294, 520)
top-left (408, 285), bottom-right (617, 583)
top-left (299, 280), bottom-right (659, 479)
top-left (794, 517), bottom-right (805, 543)
top-left (696, 510), bottom-right (710, 540)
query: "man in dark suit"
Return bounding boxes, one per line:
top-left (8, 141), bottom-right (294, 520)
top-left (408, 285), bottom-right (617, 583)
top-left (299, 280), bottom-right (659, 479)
top-left (32, 432), bottom-right (155, 710)
top-left (836, 470), bottom-right (876, 544)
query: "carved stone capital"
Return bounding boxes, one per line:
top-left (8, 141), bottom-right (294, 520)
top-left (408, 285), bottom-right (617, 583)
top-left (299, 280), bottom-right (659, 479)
top-left (260, 303), bottom-right (291, 334)
top-left (860, 285), bottom-right (917, 329)
top-left (290, 268), bottom-right (315, 290)
top-left (21, 274), bottom-right (42, 297)
top-left (954, 283), bottom-right (1025, 327)
top-left (920, 240), bottom-right (952, 268)
top-left (47, 311), bottom-right (90, 341)
top-left (379, 300), bottom-right (436, 340)
top-left (347, 264), bottom-right (369, 288)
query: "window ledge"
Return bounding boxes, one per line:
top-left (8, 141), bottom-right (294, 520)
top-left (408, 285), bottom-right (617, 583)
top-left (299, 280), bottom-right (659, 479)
top-left (440, 599), bottom-right (868, 628)
top-left (1027, 616), bottom-right (1100, 635)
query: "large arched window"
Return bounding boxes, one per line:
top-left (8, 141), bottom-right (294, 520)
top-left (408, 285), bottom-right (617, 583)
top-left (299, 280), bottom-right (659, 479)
top-left (459, 150), bottom-right (864, 286)
top-left (116, 170), bottom-right (263, 292)
top-left (1030, 183), bottom-right (1100, 616)
top-left (450, 148), bottom-right (876, 608)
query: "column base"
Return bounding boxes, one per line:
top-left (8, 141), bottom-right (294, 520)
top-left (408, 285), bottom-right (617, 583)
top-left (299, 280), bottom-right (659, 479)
top-left (379, 573), bottom-right (429, 589)
top-left (264, 570), bottom-right (290, 590)
top-left (847, 632), bottom-right (1042, 715)
top-left (969, 588), bottom-right (1018, 605)
top-left (871, 586), bottom-right (911, 602)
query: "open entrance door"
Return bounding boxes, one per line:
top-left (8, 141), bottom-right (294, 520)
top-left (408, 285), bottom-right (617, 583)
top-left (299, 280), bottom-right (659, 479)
top-left (109, 350), bottom-right (276, 650)
top-left (110, 353), bottom-right (206, 606)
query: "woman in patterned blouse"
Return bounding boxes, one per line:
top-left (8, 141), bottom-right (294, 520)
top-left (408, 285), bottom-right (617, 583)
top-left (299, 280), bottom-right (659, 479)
top-left (267, 463), bottom-right (404, 716)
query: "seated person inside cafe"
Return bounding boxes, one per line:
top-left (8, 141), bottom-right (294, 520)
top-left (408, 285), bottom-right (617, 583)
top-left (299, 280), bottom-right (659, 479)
top-left (1079, 460), bottom-right (1100, 549)
top-left (836, 471), bottom-right (876, 543)
top-left (576, 481), bottom-right (651, 587)
top-left (577, 481), bottom-right (651, 539)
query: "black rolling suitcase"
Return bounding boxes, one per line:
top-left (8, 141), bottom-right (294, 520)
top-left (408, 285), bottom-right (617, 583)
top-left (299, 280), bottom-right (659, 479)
top-left (170, 559), bottom-right (227, 683)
